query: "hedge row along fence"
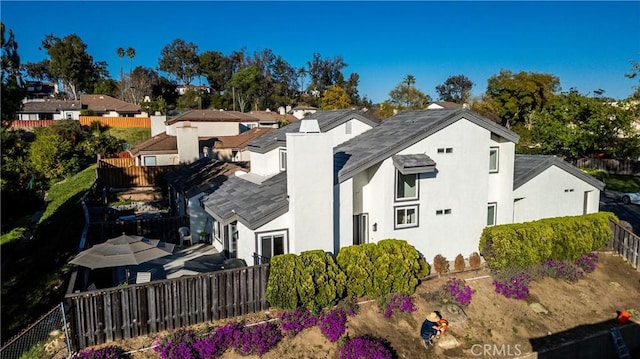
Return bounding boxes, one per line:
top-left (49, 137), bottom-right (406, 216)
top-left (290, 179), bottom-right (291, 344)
top-left (265, 240), bottom-right (430, 311)
top-left (479, 212), bottom-right (617, 270)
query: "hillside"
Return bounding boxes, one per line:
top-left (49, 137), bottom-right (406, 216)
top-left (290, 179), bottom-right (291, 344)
top-left (86, 252), bottom-right (639, 358)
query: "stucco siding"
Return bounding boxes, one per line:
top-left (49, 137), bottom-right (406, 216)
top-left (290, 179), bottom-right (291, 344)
top-left (351, 119), bottom-right (495, 260)
top-left (330, 120), bottom-right (373, 147)
top-left (487, 137), bottom-right (516, 224)
top-left (513, 165), bottom-right (601, 223)
top-left (249, 148), bottom-right (282, 176)
top-left (236, 212), bottom-right (290, 265)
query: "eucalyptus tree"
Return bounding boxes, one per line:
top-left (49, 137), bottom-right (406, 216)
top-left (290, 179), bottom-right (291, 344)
top-left (41, 33), bottom-right (99, 100)
top-left (435, 74), bottom-right (474, 104)
top-left (158, 39), bottom-right (199, 85)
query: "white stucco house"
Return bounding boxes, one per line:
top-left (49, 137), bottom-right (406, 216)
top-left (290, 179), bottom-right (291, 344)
top-left (199, 108), bottom-right (604, 265)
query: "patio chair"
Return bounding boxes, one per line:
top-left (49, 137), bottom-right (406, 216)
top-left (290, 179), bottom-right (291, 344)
top-left (178, 226), bottom-right (193, 247)
top-left (135, 271), bottom-right (152, 284)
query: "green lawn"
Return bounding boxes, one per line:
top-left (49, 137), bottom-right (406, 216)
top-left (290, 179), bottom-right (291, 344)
top-left (107, 127), bottom-right (151, 147)
top-left (581, 169), bottom-right (640, 192)
top-left (0, 165), bottom-right (97, 343)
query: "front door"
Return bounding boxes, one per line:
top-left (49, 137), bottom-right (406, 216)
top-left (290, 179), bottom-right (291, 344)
top-left (353, 213), bottom-right (369, 245)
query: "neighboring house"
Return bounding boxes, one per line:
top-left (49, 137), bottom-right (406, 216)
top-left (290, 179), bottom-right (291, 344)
top-left (426, 101), bottom-right (464, 109)
top-left (163, 110), bottom-right (264, 137)
top-left (136, 109), bottom-right (298, 167)
top-left (246, 110), bottom-right (298, 128)
top-left (165, 157), bottom-right (248, 243)
top-left (200, 108), bottom-right (604, 266)
top-left (210, 127), bottom-right (277, 162)
top-left (290, 104), bottom-right (318, 120)
top-left (24, 81), bottom-right (58, 100)
top-left (17, 100), bottom-right (81, 120)
top-left (80, 94), bottom-right (142, 117)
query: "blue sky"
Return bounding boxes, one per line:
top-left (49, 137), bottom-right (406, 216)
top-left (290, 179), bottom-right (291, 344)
top-left (2, 1), bottom-right (639, 103)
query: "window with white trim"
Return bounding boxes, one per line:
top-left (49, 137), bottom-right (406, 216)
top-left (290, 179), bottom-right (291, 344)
top-left (143, 156), bottom-right (157, 166)
top-left (395, 205), bottom-right (419, 229)
top-left (279, 148), bottom-right (287, 171)
top-left (489, 147), bottom-right (499, 173)
top-left (256, 230), bottom-right (288, 259)
top-left (395, 170), bottom-right (418, 201)
top-left (487, 202), bottom-right (497, 226)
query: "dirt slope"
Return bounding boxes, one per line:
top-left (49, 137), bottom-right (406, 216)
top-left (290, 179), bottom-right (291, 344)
top-left (101, 253), bottom-right (640, 359)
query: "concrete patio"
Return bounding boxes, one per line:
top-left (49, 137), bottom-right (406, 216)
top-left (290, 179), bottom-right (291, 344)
top-left (126, 243), bottom-right (244, 283)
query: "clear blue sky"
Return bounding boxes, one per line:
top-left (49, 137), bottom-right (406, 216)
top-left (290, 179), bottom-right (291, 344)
top-left (2, 1), bottom-right (639, 104)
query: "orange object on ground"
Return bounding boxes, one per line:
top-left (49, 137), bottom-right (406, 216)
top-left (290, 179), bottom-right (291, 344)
top-left (437, 319), bottom-right (449, 335)
top-left (617, 310), bottom-right (631, 324)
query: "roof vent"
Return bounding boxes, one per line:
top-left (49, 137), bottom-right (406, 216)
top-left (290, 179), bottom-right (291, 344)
top-left (299, 119), bottom-right (320, 133)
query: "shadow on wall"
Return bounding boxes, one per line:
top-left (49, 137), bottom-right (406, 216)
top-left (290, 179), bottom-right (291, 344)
top-left (530, 318), bottom-right (639, 359)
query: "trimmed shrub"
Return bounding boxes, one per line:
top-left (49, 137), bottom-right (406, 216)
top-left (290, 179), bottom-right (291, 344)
top-left (454, 254), bottom-right (465, 271)
top-left (298, 250), bottom-right (347, 311)
top-left (336, 243), bottom-right (379, 298)
top-left (479, 212), bottom-right (617, 270)
top-left (433, 254), bottom-right (449, 275)
top-left (418, 256), bottom-right (431, 277)
top-left (337, 240), bottom-right (425, 298)
top-left (469, 252), bottom-right (481, 268)
top-left (265, 254), bottom-right (302, 309)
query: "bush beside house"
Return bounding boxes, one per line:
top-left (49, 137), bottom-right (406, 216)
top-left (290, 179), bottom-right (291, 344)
top-left (479, 212), bottom-right (617, 270)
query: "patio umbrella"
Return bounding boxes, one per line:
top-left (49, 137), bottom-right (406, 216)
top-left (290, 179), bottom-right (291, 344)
top-left (70, 233), bottom-right (175, 281)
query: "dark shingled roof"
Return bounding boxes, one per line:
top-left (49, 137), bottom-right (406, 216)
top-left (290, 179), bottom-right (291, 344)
top-left (334, 108), bottom-right (519, 183)
top-left (247, 109), bottom-right (380, 154)
top-left (80, 94), bottom-right (140, 113)
top-left (200, 172), bottom-right (288, 229)
top-left (21, 100), bottom-right (81, 113)
top-left (392, 154), bottom-right (436, 175)
top-left (513, 154), bottom-right (605, 190)
top-left (165, 157), bottom-right (247, 197)
top-left (166, 110), bottom-right (260, 125)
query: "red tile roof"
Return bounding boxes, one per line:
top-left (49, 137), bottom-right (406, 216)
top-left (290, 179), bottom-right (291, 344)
top-left (166, 110), bottom-right (260, 125)
top-left (212, 127), bottom-right (277, 149)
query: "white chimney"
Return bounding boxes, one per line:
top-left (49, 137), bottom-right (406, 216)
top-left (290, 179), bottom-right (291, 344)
top-left (176, 122), bottom-right (199, 164)
top-left (299, 119), bottom-right (320, 133)
top-left (285, 125), bottom-right (333, 255)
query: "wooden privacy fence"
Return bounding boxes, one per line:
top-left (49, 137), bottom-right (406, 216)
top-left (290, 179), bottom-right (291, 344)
top-left (98, 158), bottom-right (135, 168)
top-left (66, 264), bottom-right (270, 349)
top-left (574, 158), bottom-right (640, 176)
top-left (609, 220), bottom-right (640, 270)
top-left (97, 164), bottom-right (179, 188)
top-left (79, 116), bottom-right (150, 128)
top-left (8, 119), bottom-right (57, 129)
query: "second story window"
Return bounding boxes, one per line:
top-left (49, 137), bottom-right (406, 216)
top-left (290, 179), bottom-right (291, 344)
top-left (489, 147), bottom-right (499, 173)
top-left (279, 148), bottom-right (287, 171)
top-left (396, 170), bottom-right (418, 201)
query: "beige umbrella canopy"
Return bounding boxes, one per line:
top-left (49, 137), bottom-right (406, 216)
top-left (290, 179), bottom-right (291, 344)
top-left (70, 233), bottom-right (175, 270)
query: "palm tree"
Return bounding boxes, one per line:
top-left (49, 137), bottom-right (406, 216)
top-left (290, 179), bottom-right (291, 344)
top-left (117, 47), bottom-right (125, 99)
top-left (126, 47), bottom-right (135, 77)
top-left (405, 74), bottom-right (416, 88)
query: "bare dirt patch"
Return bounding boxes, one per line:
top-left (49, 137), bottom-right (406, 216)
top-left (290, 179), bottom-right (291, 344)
top-left (101, 253), bottom-right (639, 358)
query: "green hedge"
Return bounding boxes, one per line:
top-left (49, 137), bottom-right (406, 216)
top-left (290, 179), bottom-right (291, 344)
top-left (266, 239), bottom-right (428, 310)
top-left (479, 212), bottom-right (617, 270)
top-left (265, 250), bottom-right (346, 310)
top-left (336, 239), bottom-right (427, 298)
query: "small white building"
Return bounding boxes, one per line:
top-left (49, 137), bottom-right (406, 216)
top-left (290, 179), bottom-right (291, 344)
top-left (200, 108), bottom-right (604, 265)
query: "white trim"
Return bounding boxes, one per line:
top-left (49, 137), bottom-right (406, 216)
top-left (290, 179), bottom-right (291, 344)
top-left (487, 202), bottom-right (497, 226)
top-left (489, 147), bottom-right (499, 173)
top-left (394, 204), bottom-right (419, 229)
top-left (395, 170), bottom-right (419, 201)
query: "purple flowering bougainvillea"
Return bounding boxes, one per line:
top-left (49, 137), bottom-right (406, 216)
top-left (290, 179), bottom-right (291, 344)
top-left (319, 308), bottom-right (349, 342)
top-left (278, 307), bottom-right (319, 337)
top-left (380, 293), bottom-right (417, 318)
top-left (71, 345), bottom-right (125, 359)
top-left (339, 335), bottom-right (393, 359)
top-left (443, 278), bottom-right (473, 306)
